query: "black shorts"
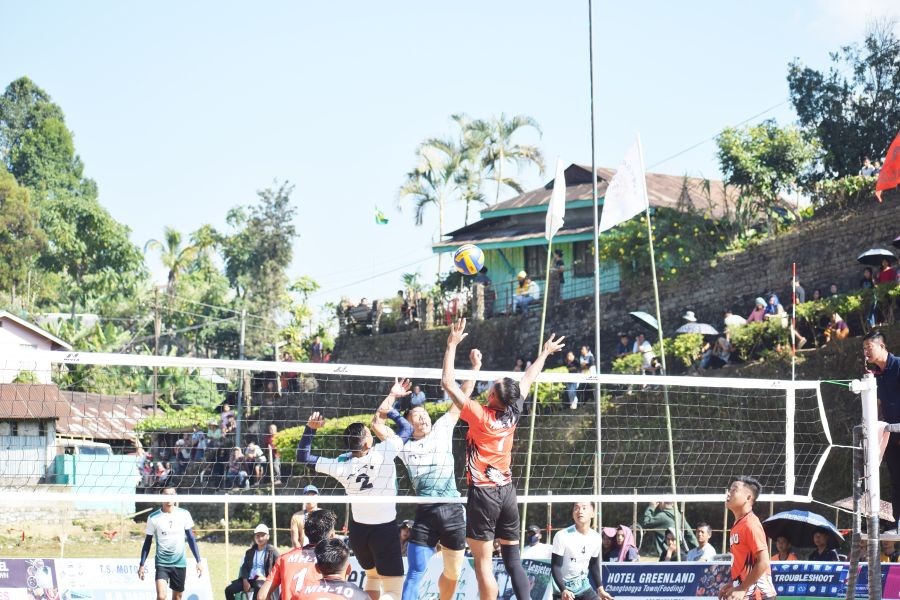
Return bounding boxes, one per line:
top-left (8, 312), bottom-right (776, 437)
top-left (348, 519), bottom-right (405, 576)
top-left (155, 564), bottom-right (186, 592)
top-left (466, 484), bottom-right (519, 541)
top-left (410, 503), bottom-right (467, 551)
top-left (554, 591), bottom-right (599, 600)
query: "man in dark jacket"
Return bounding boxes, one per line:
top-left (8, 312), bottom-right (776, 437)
top-left (641, 501), bottom-right (698, 557)
top-left (224, 523), bottom-right (280, 600)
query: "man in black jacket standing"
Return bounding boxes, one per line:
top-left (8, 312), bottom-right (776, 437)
top-left (225, 523), bottom-right (280, 600)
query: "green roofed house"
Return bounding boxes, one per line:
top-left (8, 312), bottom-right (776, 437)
top-left (433, 164), bottom-right (733, 314)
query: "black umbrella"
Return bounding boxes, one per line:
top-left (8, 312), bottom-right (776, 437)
top-left (676, 322), bottom-right (719, 336)
top-left (857, 248), bottom-right (897, 266)
top-left (762, 510), bottom-right (844, 548)
top-left (893, 235), bottom-right (900, 250)
top-left (629, 311), bottom-right (658, 331)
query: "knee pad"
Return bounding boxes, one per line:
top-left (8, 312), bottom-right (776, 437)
top-left (441, 548), bottom-right (465, 580)
top-left (379, 576), bottom-right (404, 600)
top-left (500, 543), bottom-right (522, 567)
top-left (363, 568), bottom-right (381, 592)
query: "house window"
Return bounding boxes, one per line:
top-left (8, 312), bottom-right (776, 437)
top-left (39, 421), bottom-right (47, 438)
top-left (573, 241), bottom-right (595, 277)
top-left (0, 422), bottom-right (10, 436)
top-left (18, 421), bottom-right (39, 436)
top-left (524, 246), bottom-right (547, 278)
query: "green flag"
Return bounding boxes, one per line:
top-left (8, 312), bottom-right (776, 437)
top-left (375, 206), bottom-right (389, 225)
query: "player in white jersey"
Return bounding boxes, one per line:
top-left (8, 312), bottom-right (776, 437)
top-left (372, 350), bottom-right (482, 600)
top-left (296, 380), bottom-right (412, 600)
top-left (138, 487), bottom-right (203, 600)
top-left (550, 502), bottom-right (613, 600)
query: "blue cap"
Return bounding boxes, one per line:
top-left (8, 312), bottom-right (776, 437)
top-left (303, 485), bottom-right (319, 495)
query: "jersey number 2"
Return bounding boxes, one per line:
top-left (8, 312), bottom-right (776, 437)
top-left (355, 473), bottom-right (374, 490)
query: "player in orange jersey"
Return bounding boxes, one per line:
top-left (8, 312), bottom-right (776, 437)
top-left (258, 509), bottom-right (336, 600)
top-left (720, 476), bottom-right (776, 600)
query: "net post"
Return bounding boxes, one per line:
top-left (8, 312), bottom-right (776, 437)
top-left (785, 388), bottom-right (796, 496)
top-left (852, 374), bottom-right (881, 599)
top-left (269, 445), bottom-right (278, 547)
top-left (224, 499), bottom-right (231, 582)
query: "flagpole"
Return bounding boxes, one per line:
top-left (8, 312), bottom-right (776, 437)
top-left (636, 133), bottom-right (682, 558)
top-left (521, 239), bottom-right (555, 545)
top-left (587, 0), bottom-right (604, 532)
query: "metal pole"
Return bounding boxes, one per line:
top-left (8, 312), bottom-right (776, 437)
top-left (153, 289), bottom-right (160, 411)
top-left (857, 375), bottom-right (882, 598)
top-left (224, 499), bottom-right (231, 584)
top-left (845, 424), bottom-right (863, 600)
top-left (587, 0), bottom-right (604, 530)
top-left (236, 309), bottom-right (247, 447)
top-left (269, 445), bottom-right (278, 547)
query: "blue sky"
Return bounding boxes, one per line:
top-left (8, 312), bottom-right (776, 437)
top-left (1, 1), bottom-right (896, 323)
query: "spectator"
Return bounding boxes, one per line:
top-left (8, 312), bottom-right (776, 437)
top-left (806, 528), bottom-right (840, 561)
top-left (223, 413), bottom-right (237, 435)
top-left (553, 249), bottom-right (565, 302)
top-left (226, 447), bottom-right (249, 489)
top-left (771, 535), bottom-right (798, 561)
top-left (874, 159), bottom-right (883, 175)
top-left (811, 288), bottom-right (823, 301)
top-left (262, 424), bottom-right (281, 484)
top-left (153, 461), bottom-right (170, 487)
top-left (310, 335), bottom-right (324, 363)
top-left (289, 485), bottom-right (320, 548)
top-left (409, 385), bottom-right (426, 407)
top-left (792, 279), bottom-right (806, 304)
top-left (522, 524), bottom-right (552, 560)
top-left (564, 351), bottom-right (580, 410)
top-left (579, 345), bottom-right (596, 374)
top-left (601, 527), bottom-right (616, 561)
top-left (220, 403), bottom-right (234, 430)
top-left (636, 335), bottom-right (658, 375)
top-left (861, 267), bottom-right (876, 290)
top-left (860, 157), bottom-right (876, 177)
top-left (685, 523), bottom-right (716, 561)
top-left (191, 424), bottom-right (206, 461)
top-left (615, 332), bottom-right (631, 359)
top-left (682, 310), bottom-right (697, 323)
top-left (659, 529), bottom-right (681, 561)
top-left (824, 313), bottom-right (850, 343)
top-left (878, 258), bottom-right (897, 285)
top-left (764, 294), bottom-right (786, 326)
top-left (723, 309), bottom-right (746, 329)
top-left (880, 540), bottom-right (899, 563)
top-left (245, 441), bottom-right (266, 485)
top-left (513, 271), bottom-right (540, 315)
top-left (701, 335), bottom-right (732, 370)
top-left (174, 438), bottom-right (191, 476)
top-left (610, 525), bottom-right (640, 562)
top-left (399, 520), bottom-right (413, 557)
top-left (206, 420), bottom-right (223, 446)
top-left (474, 266), bottom-right (495, 318)
top-left (747, 298), bottom-right (766, 323)
top-left (512, 357), bottom-right (526, 372)
top-left (642, 501), bottom-right (697, 556)
top-left (224, 523), bottom-right (279, 600)
top-left (828, 283), bottom-right (839, 297)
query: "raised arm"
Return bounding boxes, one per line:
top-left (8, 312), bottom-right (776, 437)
top-left (372, 378), bottom-right (411, 441)
top-left (295, 413), bottom-right (325, 466)
top-left (519, 333), bottom-right (566, 400)
top-left (442, 319), bottom-right (470, 411)
top-left (455, 348), bottom-right (483, 414)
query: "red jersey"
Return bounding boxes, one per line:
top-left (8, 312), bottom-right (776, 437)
top-left (729, 512), bottom-right (776, 599)
top-left (295, 579), bottom-right (369, 600)
top-left (460, 397), bottom-right (523, 486)
top-left (266, 545), bottom-right (320, 600)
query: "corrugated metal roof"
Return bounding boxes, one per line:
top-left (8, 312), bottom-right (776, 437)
top-left (0, 384), bottom-right (63, 419)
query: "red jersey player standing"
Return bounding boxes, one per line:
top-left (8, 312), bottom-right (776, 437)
top-left (720, 476), bottom-right (776, 600)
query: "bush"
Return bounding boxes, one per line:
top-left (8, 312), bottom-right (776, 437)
top-left (809, 175), bottom-right (876, 213)
top-left (671, 333), bottom-right (704, 368)
top-left (728, 320), bottom-right (787, 361)
top-left (135, 405), bottom-right (217, 434)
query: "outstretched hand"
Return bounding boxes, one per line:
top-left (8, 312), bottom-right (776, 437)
top-left (448, 318), bottom-right (468, 346)
top-left (469, 349), bottom-right (482, 370)
top-left (542, 333), bottom-right (566, 356)
top-left (306, 412), bottom-right (325, 430)
top-left (390, 377), bottom-right (412, 398)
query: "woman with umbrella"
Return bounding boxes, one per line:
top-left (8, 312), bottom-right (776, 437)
top-left (877, 257), bottom-right (897, 285)
top-left (807, 528), bottom-right (840, 561)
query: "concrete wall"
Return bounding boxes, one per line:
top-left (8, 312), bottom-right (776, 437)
top-left (335, 200), bottom-right (900, 369)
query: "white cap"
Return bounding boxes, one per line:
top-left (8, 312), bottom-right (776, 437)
top-left (254, 524), bottom-right (270, 535)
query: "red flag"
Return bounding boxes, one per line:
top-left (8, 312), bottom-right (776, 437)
top-left (875, 131), bottom-right (900, 202)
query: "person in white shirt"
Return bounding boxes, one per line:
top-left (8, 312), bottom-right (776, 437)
top-left (685, 522), bottom-right (717, 562)
top-left (522, 525), bottom-right (553, 560)
top-left (550, 502), bottom-right (613, 600)
top-left (224, 523), bottom-right (279, 600)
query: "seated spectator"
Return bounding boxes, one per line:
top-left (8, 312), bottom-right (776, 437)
top-left (764, 294), bottom-right (786, 326)
top-left (174, 438), bottom-right (191, 476)
top-left (824, 313), bottom-right (850, 343)
top-left (224, 523), bottom-right (279, 600)
top-left (811, 288), bottom-right (823, 301)
top-left (563, 351), bottom-right (579, 410)
top-left (579, 345), bottom-right (596, 374)
top-left (634, 335), bottom-right (658, 375)
top-left (153, 461), bottom-right (170, 487)
top-left (615, 332), bottom-right (631, 359)
top-left (685, 523), bottom-right (716, 562)
top-left (747, 298), bottom-right (766, 323)
top-left (409, 385), bottom-right (426, 407)
top-left (226, 447), bottom-right (249, 489)
top-left (723, 309), bottom-right (746, 329)
top-left (601, 527), bottom-right (616, 561)
top-left (611, 525), bottom-right (640, 562)
top-left (877, 258), bottom-right (897, 285)
top-left (861, 267), bottom-right (875, 290)
top-left (659, 529), bottom-right (681, 561)
top-left (191, 425), bottom-right (207, 461)
top-left (206, 420), bottom-right (223, 446)
top-left (771, 535), bottom-right (798, 561)
top-left (512, 271), bottom-right (540, 315)
top-left (701, 335), bottom-right (732, 370)
top-left (881, 540), bottom-right (900, 563)
top-left (245, 441), bottom-right (267, 485)
top-left (807, 528), bottom-right (840, 561)
top-left (223, 413), bottom-right (237, 435)
top-left (220, 403), bottom-right (234, 429)
top-left (522, 524), bottom-right (552, 560)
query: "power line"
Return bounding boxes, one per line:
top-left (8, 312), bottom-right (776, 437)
top-left (309, 254), bottom-right (435, 298)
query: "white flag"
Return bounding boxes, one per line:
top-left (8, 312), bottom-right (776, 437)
top-left (545, 158), bottom-right (566, 240)
top-left (598, 137), bottom-right (649, 233)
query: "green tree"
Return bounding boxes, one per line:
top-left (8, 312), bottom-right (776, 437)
top-left (0, 171), bottom-right (46, 306)
top-left (716, 120), bottom-right (818, 233)
top-left (478, 113), bottom-right (544, 204)
top-left (787, 20), bottom-right (900, 178)
top-left (144, 226), bottom-right (210, 295)
top-left (0, 77), bottom-right (64, 168)
top-left (220, 181), bottom-right (298, 356)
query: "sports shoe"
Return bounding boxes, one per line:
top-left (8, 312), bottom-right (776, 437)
top-left (570, 400), bottom-right (578, 410)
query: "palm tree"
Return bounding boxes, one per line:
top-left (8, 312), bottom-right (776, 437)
top-left (451, 113), bottom-right (490, 225)
top-left (144, 226), bottom-right (205, 296)
top-left (480, 113), bottom-right (545, 204)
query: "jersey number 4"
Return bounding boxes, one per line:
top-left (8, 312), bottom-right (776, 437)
top-left (355, 473), bottom-right (374, 490)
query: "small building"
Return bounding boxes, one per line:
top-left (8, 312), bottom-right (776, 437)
top-left (0, 384), bottom-right (61, 484)
top-left (0, 310), bottom-right (72, 384)
top-left (432, 164), bottom-right (733, 312)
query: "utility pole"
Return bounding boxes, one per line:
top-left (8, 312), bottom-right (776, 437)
top-left (236, 309), bottom-right (247, 447)
top-left (153, 289), bottom-right (161, 411)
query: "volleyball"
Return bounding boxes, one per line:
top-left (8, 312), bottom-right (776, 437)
top-left (453, 244), bottom-right (484, 275)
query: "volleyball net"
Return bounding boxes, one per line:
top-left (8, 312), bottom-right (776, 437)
top-left (0, 350), bottom-right (832, 507)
